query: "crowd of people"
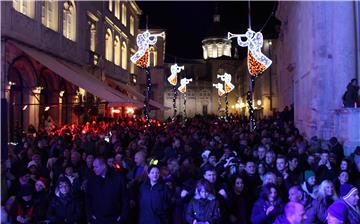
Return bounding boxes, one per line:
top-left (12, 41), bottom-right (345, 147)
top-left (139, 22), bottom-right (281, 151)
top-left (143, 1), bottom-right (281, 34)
top-left (1, 109), bottom-right (360, 224)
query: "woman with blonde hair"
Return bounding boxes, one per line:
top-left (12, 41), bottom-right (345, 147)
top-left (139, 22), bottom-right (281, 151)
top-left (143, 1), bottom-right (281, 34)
top-left (305, 180), bottom-right (338, 224)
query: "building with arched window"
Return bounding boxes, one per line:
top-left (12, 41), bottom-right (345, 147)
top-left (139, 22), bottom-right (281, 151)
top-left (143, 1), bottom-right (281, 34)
top-left (114, 35), bottom-right (120, 66)
top-left (1, 1), bottom-right (166, 148)
top-left (41, 0), bottom-right (58, 31)
top-left (105, 29), bottom-right (113, 61)
top-left (62, 0), bottom-right (76, 41)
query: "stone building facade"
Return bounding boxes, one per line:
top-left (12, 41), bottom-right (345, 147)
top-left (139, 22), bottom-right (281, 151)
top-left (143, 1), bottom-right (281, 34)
top-left (272, 1), bottom-right (360, 155)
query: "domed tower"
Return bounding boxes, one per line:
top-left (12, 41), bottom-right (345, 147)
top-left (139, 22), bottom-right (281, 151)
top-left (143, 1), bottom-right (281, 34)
top-left (202, 7), bottom-right (232, 59)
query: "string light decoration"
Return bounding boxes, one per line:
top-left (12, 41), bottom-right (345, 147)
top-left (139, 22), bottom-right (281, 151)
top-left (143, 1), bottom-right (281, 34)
top-left (178, 78), bottom-right (192, 118)
top-left (130, 30), bottom-right (165, 68)
top-left (213, 83), bottom-right (225, 116)
top-left (228, 29), bottom-right (272, 76)
top-left (143, 68), bottom-right (151, 126)
top-left (131, 30), bottom-right (165, 126)
top-left (178, 78), bottom-right (192, 94)
top-left (247, 76), bottom-right (257, 130)
top-left (168, 64), bottom-right (184, 86)
top-left (212, 83), bottom-right (225, 96)
top-left (168, 64), bottom-right (184, 118)
top-left (217, 73), bottom-right (234, 122)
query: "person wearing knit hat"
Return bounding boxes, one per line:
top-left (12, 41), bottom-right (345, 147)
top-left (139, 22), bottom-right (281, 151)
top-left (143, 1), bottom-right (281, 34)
top-left (301, 170), bottom-right (317, 200)
top-left (327, 200), bottom-right (348, 224)
top-left (304, 170), bottom-right (315, 181)
top-left (328, 184), bottom-right (360, 224)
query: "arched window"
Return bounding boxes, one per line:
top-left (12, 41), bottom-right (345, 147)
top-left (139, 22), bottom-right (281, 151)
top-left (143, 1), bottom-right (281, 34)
top-left (115, 0), bottom-right (120, 19)
top-left (63, 1), bottom-right (76, 41)
top-left (41, 0), bottom-right (58, 31)
top-left (108, 0), bottom-right (112, 12)
top-left (105, 29), bottom-right (113, 61)
top-left (13, 0), bottom-right (35, 18)
top-left (149, 46), bottom-right (157, 67)
top-left (130, 16), bottom-right (134, 35)
top-left (121, 3), bottom-right (127, 26)
top-left (89, 22), bottom-right (96, 52)
top-left (121, 41), bottom-right (127, 69)
top-left (114, 36), bottom-right (120, 66)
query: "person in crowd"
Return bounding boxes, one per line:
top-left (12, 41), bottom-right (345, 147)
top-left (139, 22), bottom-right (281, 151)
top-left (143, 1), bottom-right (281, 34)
top-left (327, 199), bottom-right (349, 224)
top-left (342, 78), bottom-right (360, 107)
top-left (32, 177), bottom-right (49, 222)
top-left (251, 183), bottom-right (284, 224)
top-left (264, 150), bottom-right (276, 172)
top-left (228, 175), bottom-right (248, 224)
top-left (329, 137), bottom-right (344, 162)
top-left (9, 184), bottom-right (35, 224)
top-left (47, 176), bottom-right (81, 224)
top-left (138, 164), bottom-right (172, 224)
top-left (338, 184), bottom-right (360, 223)
top-left (288, 185), bottom-right (312, 210)
top-left (301, 170), bottom-right (317, 200)
top-left (316, 150), bottom-right (337, 182)
top-left (185, 179), bottom-right (220, 224)
top-left (86, 157), bottom-right (128, 223)
top-left (257, 162), bottom-right (267, 182)
top-left (273, 202), bottom-right (307, 224)
top-left (305, 180), bottom-right (338, 224)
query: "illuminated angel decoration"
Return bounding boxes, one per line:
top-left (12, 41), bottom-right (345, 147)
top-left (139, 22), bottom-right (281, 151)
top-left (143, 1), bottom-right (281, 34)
top-left (168, 64), bottom-right (184, 86)
top-left (130, 30), bottom-right (165, 68)
top-left (228, 28), bottom-right (272, 76)
top-left (178, 78), bottom-right (192, 94)
top-left (213, 83), bottom-right (226, 96)
top-left (217, 72), bottom-right (235, 93)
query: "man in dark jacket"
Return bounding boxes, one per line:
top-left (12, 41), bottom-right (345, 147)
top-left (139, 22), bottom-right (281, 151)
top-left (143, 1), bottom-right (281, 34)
top-left (343, 78), bottom-right (360, 107)
top-left (86, 157), bottom-right (129, 224)
top-left (274, 202), bottom-right (306, 224)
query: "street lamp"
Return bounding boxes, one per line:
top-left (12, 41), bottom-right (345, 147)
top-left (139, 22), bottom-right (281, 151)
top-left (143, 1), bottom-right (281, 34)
top-left (257, 99), bottom-right (262, 106)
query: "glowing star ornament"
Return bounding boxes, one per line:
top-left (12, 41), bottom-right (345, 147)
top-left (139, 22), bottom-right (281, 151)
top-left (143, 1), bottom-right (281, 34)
top-left (217, 73), bottom-right (235, 93)
top-left (228, 29), bottom-right (272, 76)
top-left (168, 64), bottom-right (184, 86)
top-left (130, 30), bottom-right (165, 68)
top-left (213, 83), bottom-right (226, 96)
top-left (178, 78), bottom-right (192, 94)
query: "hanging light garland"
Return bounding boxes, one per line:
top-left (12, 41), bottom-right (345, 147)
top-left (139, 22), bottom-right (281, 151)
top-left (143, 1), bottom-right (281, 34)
top-left (217, 72), bottom-right (234, 122)
top-left (130, 30), bottom-right (165, 126)
top-left (247, 76), bottom-right (257, 130)
top-left (168, 64), bottom-right (184, 118)
top-left (178, 78), bottom-right (192, 118)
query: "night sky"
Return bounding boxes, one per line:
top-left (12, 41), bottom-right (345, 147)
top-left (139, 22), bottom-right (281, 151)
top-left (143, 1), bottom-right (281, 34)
top-left (137, 1), bottom-right (278, 61)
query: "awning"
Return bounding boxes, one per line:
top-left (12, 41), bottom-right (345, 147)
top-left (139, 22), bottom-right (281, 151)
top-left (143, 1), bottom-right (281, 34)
top-left (107, 79), bottom-right (170, 111)
top-left (11, 41), bottom-right (143, 107)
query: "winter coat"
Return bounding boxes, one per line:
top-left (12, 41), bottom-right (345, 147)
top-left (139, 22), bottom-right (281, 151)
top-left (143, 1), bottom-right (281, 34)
top-left (341, 199), bottom-right (360, 224)
top-left (228, 191), bottom-right (248, 224)
top-left (250, 198), bottom-right (283, 224)
top-left (185, 193), bottom-right (220, 224)
top-left (301, 182), bottom-right (317, 200)
top-left (343, 83), bottom-right (360, 107)
top-left (304, 196), bottom-right (334, 224)
top-left (86, 170), bottom-right (129, 223)
top-left (47, 193), bottom-right (81, 224)
top-left (273, 215), bottom-right (291, 224)
top-left (33, 190), bottom-right (49, 222)
top-left (138, 179), bottom-right (172, 224)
